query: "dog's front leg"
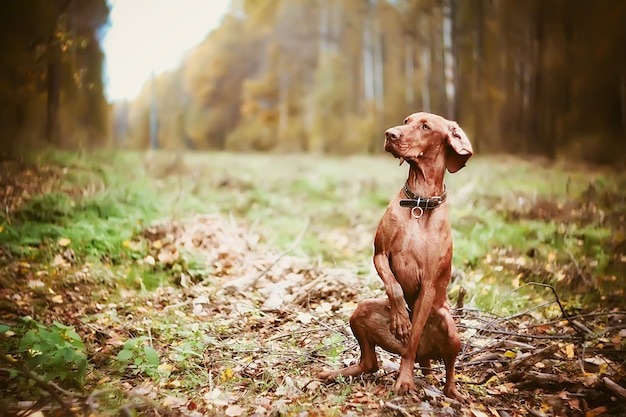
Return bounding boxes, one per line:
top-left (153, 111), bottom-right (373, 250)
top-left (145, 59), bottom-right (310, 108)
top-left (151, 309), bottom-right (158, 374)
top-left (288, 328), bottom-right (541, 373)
top-left (373, 252), bottom-right (411, 343)
top-left (395, 285), bottom-right (435, 394)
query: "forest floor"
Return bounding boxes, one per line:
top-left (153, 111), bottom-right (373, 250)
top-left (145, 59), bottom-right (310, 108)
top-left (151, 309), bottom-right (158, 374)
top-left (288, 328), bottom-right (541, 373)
top-left (0, 150), bottom-right (625, 417)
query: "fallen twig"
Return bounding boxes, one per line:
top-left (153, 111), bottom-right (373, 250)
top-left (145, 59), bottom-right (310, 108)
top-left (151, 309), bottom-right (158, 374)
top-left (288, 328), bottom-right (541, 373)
top-left (87, 388), bottom-right (118, 412)
top-left (267, 326), bottom-right (329, 342)
top-left (0, 362), bottom-right (78, 415)
top-left (509, 344), bottom-right (560, 371)
top-left (383, 401), bottom-right (413, 417)
top-left (570, 319), bottom-right (594, 335)
top-left (86, 387), bottom-right (180, 417)
top-left (511, 371), bottom-right (562, 386)
top-left (461, 325), bottom-right (575, 340)
top-left (602, 377), bottom-right (626, 400)
top-left (566, 249), bottom-right (592, 287)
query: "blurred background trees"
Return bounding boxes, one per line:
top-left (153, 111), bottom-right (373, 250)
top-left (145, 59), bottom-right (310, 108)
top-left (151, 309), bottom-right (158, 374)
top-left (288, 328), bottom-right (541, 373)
top-left (0, 0), bottom-right (109, 153)
top-left (120, 0), bottom-right (626, 162)
top-left (2, 0), bottom-right (625, 163)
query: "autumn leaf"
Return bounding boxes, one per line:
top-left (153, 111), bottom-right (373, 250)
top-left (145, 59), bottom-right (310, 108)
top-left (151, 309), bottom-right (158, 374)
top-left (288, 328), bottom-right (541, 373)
top-left (28, 280), bottom-right (45, 289)
top-left (221, 367), bottom-right (234, 382)
top-left (225, 405), bottom-right (246, 417)
top-left (157, 247), bottom-right (179, 265)
top-left (158, 363), bottom-right (173, 372)
top-left (470, 408), bottom-right (490, 417)
top-left (203, 388), bottom-right (229, 406)
top-left (504, 350), bottom-right (516, 359)
top-left (162, 395), bottom-right (185, 408)
top-left (53, 254), bottom-right (69, 267)
top-left (143, 255), bottom-right (156, 265)
top-left (296, 312), bottom-right (314, 324)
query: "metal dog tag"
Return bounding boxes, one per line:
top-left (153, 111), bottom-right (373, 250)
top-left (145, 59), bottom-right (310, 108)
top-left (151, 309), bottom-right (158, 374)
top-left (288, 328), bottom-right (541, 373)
top-left (411, 206), bottom-right (424, 219)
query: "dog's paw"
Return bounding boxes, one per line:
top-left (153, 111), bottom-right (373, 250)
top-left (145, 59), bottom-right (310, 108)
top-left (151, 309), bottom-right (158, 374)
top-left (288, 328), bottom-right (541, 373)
top-left (444, 385), bottom-right (467, 403)
top-left (390, 311), bottom-right (412, 343)
top-left (318, 369), bottom-right (338, 381)
top-left (394, 376), bottom-right (416, 394)
top-left (394, 381), bottom-right (416, 395)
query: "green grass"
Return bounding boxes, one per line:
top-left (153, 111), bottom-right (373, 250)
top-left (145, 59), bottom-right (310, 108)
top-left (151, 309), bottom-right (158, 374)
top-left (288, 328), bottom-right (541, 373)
top-left (2, 150), bottom-right (623, 306)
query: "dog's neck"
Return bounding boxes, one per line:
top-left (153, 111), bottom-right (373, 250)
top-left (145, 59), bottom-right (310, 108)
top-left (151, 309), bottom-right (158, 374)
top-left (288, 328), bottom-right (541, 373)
top-left (405, 158), bottom-right (446, 198)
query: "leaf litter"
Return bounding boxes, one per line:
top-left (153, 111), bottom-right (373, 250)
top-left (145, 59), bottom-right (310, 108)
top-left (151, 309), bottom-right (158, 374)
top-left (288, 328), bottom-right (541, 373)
top-left (3, 212), bottom-right (622, 417)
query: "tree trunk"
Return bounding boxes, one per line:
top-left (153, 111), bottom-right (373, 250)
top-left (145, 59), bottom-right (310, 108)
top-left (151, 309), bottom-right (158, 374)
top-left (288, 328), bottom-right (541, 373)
top-left (405, 41), bottom-right (414, 107)
top-left (622, 59), bottom-right (626, 131)
top-left (419, 15), bottom-right (431, 112)
top-left (46, 36), bottom-right (61, 145)
top-left (278, 63), bottom-right (289, 142)
top-left (373, 19), bottom-right (384, 113)
top-left (362, 13), bottom-right (375, 105)
top-left (149, 72), bottom-right (159, 150)
top-left (442, 0), bottom-right (456, 118)
top-left (531, 0), bottom-right (556, 159)
top-left (472, 0), bottom-right (484, 151)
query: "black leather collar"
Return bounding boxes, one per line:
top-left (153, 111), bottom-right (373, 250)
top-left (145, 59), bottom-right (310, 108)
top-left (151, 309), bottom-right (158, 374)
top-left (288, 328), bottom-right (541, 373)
top-left (399, 183), bottom-right (447, 210)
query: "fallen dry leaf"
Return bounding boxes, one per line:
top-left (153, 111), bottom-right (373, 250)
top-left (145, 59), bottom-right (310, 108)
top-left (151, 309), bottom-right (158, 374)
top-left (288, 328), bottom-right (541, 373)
top-left (27, 280), bottom-right (45, 289)
top-left (296, 312), bottom-right (314, 324)
top-left (471, 408), bottom-right (490, 417)
top-left (225, 404), bottom-right (246, 417)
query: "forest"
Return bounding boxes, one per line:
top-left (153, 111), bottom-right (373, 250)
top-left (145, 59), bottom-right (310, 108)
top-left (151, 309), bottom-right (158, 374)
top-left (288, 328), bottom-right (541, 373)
top-left (1, 1), bottom-right (626, 416)
top-left (0, 0), bottom-right (625, 162)
top-left (114, 0), bottom-right (626, 162)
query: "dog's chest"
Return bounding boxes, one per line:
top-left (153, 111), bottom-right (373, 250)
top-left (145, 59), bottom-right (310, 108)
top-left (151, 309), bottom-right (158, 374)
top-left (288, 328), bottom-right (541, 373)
top-left (388, 215), bottom-right (451, 281)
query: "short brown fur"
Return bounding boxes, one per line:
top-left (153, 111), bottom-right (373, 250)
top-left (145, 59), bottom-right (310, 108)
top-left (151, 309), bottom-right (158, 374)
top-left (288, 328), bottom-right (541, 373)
top-left (319, 112), bottom-right (473, 401)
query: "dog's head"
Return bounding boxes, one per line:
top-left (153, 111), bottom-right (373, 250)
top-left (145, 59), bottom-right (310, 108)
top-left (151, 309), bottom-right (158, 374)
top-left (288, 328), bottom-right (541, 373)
top-left (384, 112), bottom-right (473, 173)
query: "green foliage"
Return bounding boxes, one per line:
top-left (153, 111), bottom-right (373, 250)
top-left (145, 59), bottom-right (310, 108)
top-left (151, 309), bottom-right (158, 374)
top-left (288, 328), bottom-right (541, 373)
top-left (123, 265), bottom-right (169, 291)
top-left (318, 333), bottom-right (348, 365)
top-left (0, 317), bottom-right (87, 387)
top-left (1, 153), bottom-right (162, 265)
top-left (114, 336), bottom-right (161, 378)
top-left (448, 161), bottom-right (621, 312)
top-left (15, 192), bottom-right (75, 224)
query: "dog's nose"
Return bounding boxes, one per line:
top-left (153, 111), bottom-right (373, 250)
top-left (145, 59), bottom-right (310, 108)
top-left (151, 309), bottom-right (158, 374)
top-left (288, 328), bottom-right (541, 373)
top-left (385, 129), bottom-right (399, 141)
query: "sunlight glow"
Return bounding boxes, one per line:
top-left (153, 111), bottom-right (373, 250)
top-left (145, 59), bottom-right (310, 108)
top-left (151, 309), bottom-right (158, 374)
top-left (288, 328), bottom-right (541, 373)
top-left (103, 0), bottom-right (230, 101)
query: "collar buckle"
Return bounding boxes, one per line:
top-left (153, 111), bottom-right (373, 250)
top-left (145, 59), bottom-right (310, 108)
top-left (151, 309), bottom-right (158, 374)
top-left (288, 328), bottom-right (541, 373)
top-left (399, 182), bottom-right (447, 215)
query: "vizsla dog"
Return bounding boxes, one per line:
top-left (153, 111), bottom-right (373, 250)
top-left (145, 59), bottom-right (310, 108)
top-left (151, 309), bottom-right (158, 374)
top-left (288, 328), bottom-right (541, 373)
top-left (320, 112), bottom-right (472, 401)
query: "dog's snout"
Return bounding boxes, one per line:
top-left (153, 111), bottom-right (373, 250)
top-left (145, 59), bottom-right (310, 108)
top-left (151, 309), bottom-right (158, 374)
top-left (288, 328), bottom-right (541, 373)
top-left (385, 129), bottom-right (399, 141)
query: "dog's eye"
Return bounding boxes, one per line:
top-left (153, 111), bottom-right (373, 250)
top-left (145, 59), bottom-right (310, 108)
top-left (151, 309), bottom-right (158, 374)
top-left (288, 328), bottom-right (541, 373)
top-left (404, 118), bottom-right (409, 124)
top-left (422, 124), bottom-right (430, 130)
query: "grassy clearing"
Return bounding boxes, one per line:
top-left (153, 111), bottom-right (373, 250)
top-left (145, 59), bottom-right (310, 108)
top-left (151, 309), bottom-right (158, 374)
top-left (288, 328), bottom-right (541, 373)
top-left (0, 150), bottom-right (624, 415)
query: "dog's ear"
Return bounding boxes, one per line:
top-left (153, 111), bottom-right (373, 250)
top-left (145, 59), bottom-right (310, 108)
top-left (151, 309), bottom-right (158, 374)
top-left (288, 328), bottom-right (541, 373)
top-left (445, 123), bottom-right (473, 173)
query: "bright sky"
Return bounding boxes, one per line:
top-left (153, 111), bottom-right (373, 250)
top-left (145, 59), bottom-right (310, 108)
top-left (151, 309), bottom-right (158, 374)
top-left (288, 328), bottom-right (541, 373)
top-left (102, 0), bottom-right (231, 101)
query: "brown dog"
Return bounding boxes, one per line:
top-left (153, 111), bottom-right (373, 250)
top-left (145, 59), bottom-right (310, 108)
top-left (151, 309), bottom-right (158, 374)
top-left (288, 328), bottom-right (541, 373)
top-left (319, 112), bottom-right (472, 401)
